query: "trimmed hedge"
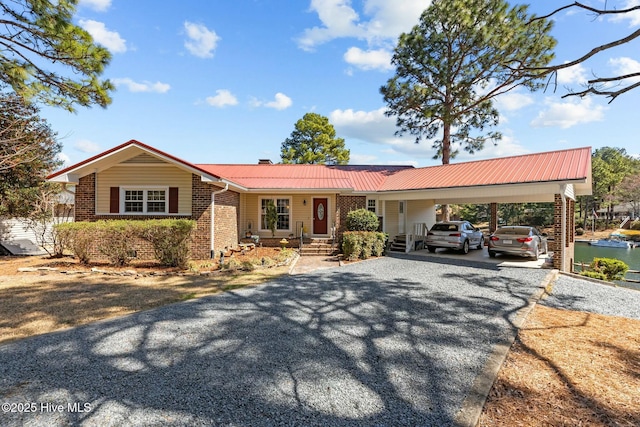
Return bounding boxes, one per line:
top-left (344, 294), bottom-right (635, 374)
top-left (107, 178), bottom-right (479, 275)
top-left (138, 219), bottom-right (195, 269)
top-left (342, 231), bottom-right (387, 260)
top-left (55, 219), bottom-right (196, 268)
top-left (55, 222), bottom-right (99, 265)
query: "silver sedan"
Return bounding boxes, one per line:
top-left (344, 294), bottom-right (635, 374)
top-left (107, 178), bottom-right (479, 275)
top-left (426, 221), bottom-right (484, 255)
top-left (488, 226), bottom-right (548, 260)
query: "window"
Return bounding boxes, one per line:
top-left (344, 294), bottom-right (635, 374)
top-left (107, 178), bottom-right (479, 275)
top-left (123, 189), bottom-right (167, 214)
top-left (260, 198), bottom-right (290, 231)
top-left (124, 190), bottom-right (144, 212)
top-left (146, 190), bottom-right (166, 213)
top-left (367, 199), bottom-right (377, 213)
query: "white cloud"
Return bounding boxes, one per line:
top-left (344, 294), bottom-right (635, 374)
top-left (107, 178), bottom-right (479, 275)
top-left (74, 139), bottom-right (101, 153)
top-left (57, 152), bottom-right (71, 166)
top-left (349, 153), bottom-right (379, 164)
top-left (298, 0), bottom-right (431, 50)
top-left (609, 1), bottom-right (640, 26)
top-left (331, 107), bottom-right (398, 145)
top-left (252, 93), bottom-right (293, 110)
top-left (343, 47), bottom-right (392, 71)
top-left (361, 0), bottom-right (432, 41)
top-left (79, 0), bottom-right (111, 12)
top-left (557, 63), bottom-right (588, 85)
top-left (206, 89), bottom-right (238, 107)
top-left (112, 78), bottom-right (171, 93)
top-left (530, 98), bottom-right (606, 129)
top-left (184, 22), bottom-right (220, 58)
top-left (609, 57), bottom-right (640, 82)
top-left (267, 93), bottom-right (293, 110)
top-left (495, 92), bottom-right (534, 112)
top-left (79, 20), bottom-right (127, 53)
top-left (330, 107), bottom-right (529, 162)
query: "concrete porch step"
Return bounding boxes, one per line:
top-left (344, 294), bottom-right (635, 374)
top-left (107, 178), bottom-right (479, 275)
top-left (300, 238), bottom-right (337, 256)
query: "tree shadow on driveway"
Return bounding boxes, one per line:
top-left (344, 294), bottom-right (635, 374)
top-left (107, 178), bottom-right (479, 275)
top-left (0, 257), bottom-right (547, 426)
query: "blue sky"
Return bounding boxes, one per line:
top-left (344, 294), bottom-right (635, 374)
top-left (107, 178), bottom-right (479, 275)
top-left (46, 0), bottom-right (640, 168)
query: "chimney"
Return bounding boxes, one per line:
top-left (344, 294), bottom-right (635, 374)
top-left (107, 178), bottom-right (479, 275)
top-left (258, 159), bottom-right (273, 165)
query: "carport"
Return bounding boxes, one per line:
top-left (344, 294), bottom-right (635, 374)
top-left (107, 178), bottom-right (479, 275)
top-left (374, 147), bottom-right (592, 272)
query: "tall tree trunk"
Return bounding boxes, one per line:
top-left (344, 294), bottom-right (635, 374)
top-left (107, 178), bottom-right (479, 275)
top-left (442, 122), bottom-right (451, 220)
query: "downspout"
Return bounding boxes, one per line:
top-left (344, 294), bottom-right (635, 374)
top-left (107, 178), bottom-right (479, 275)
top-left (210, 183), bottom-right (229, 258)
top-left (560, 184), bottom-right (567, 272)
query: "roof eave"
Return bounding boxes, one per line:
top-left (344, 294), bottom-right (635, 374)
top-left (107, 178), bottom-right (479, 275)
top-left (46, 140), bottom-right (222, 183)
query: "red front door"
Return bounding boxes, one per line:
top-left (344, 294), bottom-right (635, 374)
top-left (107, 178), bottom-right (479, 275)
top-left (313, 198), bottom-right (328, 235)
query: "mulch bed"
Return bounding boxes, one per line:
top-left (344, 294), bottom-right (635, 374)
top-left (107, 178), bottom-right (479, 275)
top-left (478, 304), bottom-right (640, 426)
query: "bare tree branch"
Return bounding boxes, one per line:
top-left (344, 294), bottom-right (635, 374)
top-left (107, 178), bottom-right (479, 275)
top-left (526, 3), bottom-right (640, 101)
top-left (531, 2), bottom-right (640, 22)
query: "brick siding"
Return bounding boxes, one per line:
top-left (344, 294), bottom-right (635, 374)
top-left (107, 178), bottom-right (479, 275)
top-left (336, 195), bottom-right (366, 240)
top-left (213, 189), bottom-right (240, 255)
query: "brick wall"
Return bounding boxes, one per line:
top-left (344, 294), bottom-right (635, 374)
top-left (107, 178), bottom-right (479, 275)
top-left (75, 173), bottom-right (96, 221)
top-left (213, 189), bottom-right (239, 254)
top-left (336, 195), bottom-right (366, 239)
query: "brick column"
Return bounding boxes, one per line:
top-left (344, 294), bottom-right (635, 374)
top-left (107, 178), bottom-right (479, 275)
top-left (552, 194), bottom-right (576, 272)
top-left (191, 174), bottom-right (212, 259)
top-left (489, 203), bottom-right (498, 233)
top-left (75, 173), bottom-right (96, 221)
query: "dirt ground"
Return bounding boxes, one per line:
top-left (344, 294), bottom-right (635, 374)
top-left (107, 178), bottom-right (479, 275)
top-left (0, 248), bottom-right (290, 344)
top-left (2, 244), bottom-right (639, 426)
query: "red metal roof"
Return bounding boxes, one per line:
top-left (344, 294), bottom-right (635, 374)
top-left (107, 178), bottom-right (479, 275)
top-left (48, 140), bottom-right (591, 193)
top-left (378, 147), bottom-right (592, 191)
top-left (195, 164), bottom-right (412, 191)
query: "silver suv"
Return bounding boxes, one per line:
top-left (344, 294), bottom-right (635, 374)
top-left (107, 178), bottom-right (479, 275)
top-left (426, 221), bottom-right (484, 254)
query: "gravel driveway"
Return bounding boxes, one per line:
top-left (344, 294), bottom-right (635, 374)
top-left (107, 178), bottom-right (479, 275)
top-left (1, 256), bottom-right (552, 426)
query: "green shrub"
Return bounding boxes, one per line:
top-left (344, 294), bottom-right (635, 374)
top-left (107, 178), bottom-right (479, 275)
top-left (97, 220), bottom-right (138, 266)
top-left (342, 231), bottom-right (364, 261)
top-left (346, 209), bottom-right (379, 231)
top-left (138, 219), bottom-right (195, 269)
top-left (575, 227), bottom-right (584, 236)
top-left (579, 270), bottom-right (608, 281)
top-left (55, 222), bottom-right (98, 264)
top-left (372, 233), bottom-right (387, 257)
top-left (589, 257), bottom-right (628, 281)
top-left (631, 220), bottom-right (640, 231)
top-left (342, 231), bottom-right (387, 260)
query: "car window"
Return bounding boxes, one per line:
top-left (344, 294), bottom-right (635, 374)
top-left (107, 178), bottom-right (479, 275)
top-left (432, 223), bottom-right (458, 232)
top-left (495, 228), bottom-right (529, 236)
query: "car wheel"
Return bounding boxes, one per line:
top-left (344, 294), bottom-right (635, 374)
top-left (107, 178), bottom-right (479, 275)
top-left (476, 236), bottom-right (484, 250)
top-left (489, 250), bottom-right (496, 258)
top-left (542, 241), bottom-right (548, 254)
top-left (427, 246), bottom-right (436, 253)
top-left (461, 240), bottom-right (469, 255)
